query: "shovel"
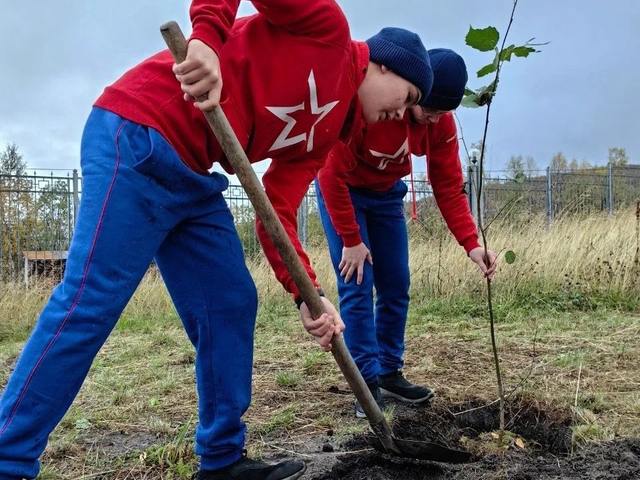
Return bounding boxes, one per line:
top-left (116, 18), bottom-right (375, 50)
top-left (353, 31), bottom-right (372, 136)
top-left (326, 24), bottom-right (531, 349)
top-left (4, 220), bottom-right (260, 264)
top-left (160, 21), bottom-right (471, 464)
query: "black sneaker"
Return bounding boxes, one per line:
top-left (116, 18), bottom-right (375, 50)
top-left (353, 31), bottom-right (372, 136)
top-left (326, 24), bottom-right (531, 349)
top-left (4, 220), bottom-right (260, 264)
top-left (355, 381), bottom-right (386, 419)
top-left (197, 451), bottom-right (306, 480)
top-left (379, 371), bottom-right (435, 404)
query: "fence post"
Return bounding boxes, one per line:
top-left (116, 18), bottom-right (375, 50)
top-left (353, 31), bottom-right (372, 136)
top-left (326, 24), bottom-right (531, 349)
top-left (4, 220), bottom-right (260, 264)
top-left (468, 163), bottom-right (482, 225)
top-left (72, 169), bottom-right (79, 225)
top-left (546, 166), bottom-right (553, 225)
top-left (467, 165), bottom-right (475, 219)
top-left (607, 162), bottom-right (614, 215)
top-left (478, 165), bottom-right (485, 225)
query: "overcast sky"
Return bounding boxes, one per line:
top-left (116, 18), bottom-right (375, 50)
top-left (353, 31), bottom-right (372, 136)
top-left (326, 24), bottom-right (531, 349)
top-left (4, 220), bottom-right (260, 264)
top-left (1, 1), bottom-right (638, 175)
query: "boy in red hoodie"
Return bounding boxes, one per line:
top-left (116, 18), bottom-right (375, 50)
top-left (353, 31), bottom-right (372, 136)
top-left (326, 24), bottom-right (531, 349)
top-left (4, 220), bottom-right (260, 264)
top-left (0, 1), bottom-right (434, 478)
top-left (317, 48), bottom-right (497, 418)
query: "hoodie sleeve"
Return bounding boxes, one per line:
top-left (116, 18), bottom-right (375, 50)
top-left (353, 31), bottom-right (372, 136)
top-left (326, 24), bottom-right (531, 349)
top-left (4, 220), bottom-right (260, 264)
top-left (250, 0), bottom-right (350, 48)
top-left (427, 113), bottom-right (480, 254)
top-left (257, 155), bottom-right (326, 298)
top-left (316, 142), bottom-right (363, 247)
top-left (190, 0), bottom-right (349, 59)
top-left (189, 0), bottom-right (242, 55)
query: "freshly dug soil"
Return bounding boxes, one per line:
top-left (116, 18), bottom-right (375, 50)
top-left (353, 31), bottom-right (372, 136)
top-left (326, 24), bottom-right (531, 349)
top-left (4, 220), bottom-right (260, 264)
top-left (309, 398), bottom-right (640, 480)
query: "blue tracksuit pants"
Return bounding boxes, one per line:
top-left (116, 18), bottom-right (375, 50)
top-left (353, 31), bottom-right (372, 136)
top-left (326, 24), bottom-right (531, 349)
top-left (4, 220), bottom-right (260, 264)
top-left (316, 180), bottom-right (410, 384)
top-left (0, 108), bottom-right (258, 478)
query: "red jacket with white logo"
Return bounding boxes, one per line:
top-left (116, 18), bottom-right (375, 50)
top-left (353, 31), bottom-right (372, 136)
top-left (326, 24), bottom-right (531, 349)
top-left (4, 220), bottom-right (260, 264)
top-left (95, 0), bottom-right (368, 297)
top-left (317, 112), bottom-right (480, 253)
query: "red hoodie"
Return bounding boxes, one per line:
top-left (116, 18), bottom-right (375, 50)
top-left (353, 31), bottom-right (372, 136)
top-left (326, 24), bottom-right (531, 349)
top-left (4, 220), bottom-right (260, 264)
top-left (317, 112), bottom-right (480, 253)
top-left (95, 0), bottom-right (369, 297)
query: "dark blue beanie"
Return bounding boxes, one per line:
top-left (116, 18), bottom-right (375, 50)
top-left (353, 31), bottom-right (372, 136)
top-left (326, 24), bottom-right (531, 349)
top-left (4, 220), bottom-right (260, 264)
top-left (423, 48), bottom-right (468, 111)
top-left (366, 27), bottom-right (433, 105)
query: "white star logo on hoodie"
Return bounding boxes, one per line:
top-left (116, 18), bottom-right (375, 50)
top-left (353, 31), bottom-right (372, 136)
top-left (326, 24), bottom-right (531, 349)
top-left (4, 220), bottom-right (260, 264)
top-left (370, 138), bottom-right (410, 170)
top-left (266, 70), bottom-right (339, 153)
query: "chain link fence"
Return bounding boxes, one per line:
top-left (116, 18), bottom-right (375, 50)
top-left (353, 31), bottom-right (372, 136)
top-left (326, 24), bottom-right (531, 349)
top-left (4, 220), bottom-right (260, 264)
top-left (2, 165), bottom-right (639, 282)
top-left (468, 164), bottom-right (640, 225)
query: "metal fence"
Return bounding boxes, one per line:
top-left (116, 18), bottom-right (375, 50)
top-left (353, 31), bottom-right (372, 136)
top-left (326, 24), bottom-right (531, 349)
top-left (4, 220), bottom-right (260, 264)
top-left (468, 164), bottom-right (640, 225)
top-left (0, 171), bottom-right (80, 281)
top-left (2, 164), bottom-right (639, 282)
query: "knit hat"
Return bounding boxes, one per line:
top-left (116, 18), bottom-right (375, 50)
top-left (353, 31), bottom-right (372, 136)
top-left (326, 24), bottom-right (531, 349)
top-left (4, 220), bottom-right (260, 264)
top-left (366, 27), bottom-right (433, 105)
top-left (423, 48), bottom-right (468, 111)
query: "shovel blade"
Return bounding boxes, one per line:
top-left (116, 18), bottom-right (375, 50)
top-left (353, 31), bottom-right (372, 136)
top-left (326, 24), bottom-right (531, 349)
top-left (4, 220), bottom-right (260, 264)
top-left (371, 435), bottom-right (472, 464)
top-left (392, 436), bottom-right (472, 463)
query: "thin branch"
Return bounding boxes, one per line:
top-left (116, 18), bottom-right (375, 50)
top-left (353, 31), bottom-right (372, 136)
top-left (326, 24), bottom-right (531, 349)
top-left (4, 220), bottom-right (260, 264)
top-left (495, 0), bottom-right (520, 83)
top-left (452, 398), bottom-right (501, 417)
top-left (454, 111), bottom-right (472, 164)
top-left (261, 442), bottom-right (315, 459)
top-left (475, 0), bottom-right (520, 432)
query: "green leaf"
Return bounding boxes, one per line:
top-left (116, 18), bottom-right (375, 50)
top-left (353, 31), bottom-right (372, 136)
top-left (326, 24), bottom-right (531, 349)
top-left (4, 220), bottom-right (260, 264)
top-left (477, 63), bottom-right (497, 78)
top-left (505, 250), bottom-right (516, 264)
top-left (464, 87), bottom-right (475, 96)
top-left (499, 44), bottom-right (516, 62)
top-left (513, 46), bottom-right (537, 57)
top-left (465, 26), bottom-right (500, 52)
top-left (461, 93), bottom-right (481, 108)
top-left (514, 172), bottom-right (526, 184)
top-left (499, 44), bottom-right (538, 63)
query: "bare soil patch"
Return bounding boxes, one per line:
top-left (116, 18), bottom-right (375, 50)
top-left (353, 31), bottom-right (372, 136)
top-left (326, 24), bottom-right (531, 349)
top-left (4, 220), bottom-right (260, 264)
top-left (306, 398), bottom-right (639, 480)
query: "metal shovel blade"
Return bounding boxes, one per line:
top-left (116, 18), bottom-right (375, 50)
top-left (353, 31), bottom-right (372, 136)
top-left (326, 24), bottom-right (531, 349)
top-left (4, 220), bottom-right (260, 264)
top-left (370, 434), bottom-right (473, 464)
top-left (391, 436), bottom-right (473, 463)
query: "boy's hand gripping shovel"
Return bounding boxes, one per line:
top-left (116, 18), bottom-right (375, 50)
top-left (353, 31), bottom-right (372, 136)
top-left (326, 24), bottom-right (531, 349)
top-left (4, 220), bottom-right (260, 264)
top-left (160, 21), bottom-right (471, 464)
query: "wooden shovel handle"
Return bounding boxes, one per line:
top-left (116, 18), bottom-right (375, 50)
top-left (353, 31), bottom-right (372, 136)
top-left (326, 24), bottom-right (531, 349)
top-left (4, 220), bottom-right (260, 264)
top-left (160, 21), bottom-right (391, 436)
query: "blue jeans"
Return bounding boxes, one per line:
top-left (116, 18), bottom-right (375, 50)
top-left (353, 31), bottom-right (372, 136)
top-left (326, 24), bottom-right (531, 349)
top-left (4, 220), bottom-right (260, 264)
top-left (0, 108), bottom-right (257, 478)
top-left (316, 180), bottom-right (410, 384)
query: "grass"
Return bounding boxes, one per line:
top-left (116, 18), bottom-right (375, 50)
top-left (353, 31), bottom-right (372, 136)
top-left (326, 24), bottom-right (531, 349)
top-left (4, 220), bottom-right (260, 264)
top-left (0, 209), bottom-right (639, 478)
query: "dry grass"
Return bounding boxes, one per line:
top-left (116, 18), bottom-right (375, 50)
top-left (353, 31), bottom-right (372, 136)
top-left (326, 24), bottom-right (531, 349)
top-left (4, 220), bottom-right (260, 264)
top-left (0, 209), bottom-right (639, 478)
top-left (248, 208), bottom-right (640, 310)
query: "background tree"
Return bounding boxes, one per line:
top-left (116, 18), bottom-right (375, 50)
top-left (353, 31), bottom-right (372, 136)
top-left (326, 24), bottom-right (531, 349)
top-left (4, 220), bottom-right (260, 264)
top-left (525, 155), bottom-right (538, 175)
top-left (0, 143), bottom-right (75, 280)
top-left (608, 147), bottom-right (629, 167)
top-left (550, 152), bottom-right (568, 172)
top-left (506, 155), bottom-right (525, 180)
top-left (0, 144), bottom-right (34, 279)
top-left (579, 159), bottom-right (593, 170)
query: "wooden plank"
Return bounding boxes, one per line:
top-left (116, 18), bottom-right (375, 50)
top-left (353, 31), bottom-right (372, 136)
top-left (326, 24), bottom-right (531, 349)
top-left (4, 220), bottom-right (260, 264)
top-left (22, 250), bottom-right (68, 261)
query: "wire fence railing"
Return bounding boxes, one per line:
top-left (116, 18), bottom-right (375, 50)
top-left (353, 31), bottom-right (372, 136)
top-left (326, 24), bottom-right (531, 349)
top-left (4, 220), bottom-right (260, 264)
top-left (2, 164), bottom-right (639, 282)
top-left (469, 164), bottom-right (640, 225)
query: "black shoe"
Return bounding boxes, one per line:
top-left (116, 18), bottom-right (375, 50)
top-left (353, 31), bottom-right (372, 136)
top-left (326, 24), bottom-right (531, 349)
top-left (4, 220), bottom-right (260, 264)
top-left (379, 371), bottom-right (435, 404)
top-left (197, 451), bottom-right (306, 480)
top-left (355, 381), bottom-right (386, 419)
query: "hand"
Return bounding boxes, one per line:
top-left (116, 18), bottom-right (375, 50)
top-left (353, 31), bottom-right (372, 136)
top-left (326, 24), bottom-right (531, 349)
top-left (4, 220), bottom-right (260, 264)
top-left (469, 246), bottom-right (497, 280)
top-left (339, 243), bottom-right (373, 285)
top-left (299, 296), bottom-right (346, 351)
top-left (173, 39), bottom-right (222, 112)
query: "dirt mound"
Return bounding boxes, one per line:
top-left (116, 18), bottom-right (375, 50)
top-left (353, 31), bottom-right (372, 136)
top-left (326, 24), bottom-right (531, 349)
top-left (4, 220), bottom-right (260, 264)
top-left (311, 398), bottom-right (640, 480)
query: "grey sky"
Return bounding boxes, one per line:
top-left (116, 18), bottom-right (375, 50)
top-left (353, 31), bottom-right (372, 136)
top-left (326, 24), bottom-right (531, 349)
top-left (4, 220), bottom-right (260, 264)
top-left (1, 1), bottom-right (638, 174)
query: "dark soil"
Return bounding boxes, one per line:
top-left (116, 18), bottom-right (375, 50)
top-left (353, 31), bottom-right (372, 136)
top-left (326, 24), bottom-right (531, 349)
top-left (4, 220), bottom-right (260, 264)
top-left (308, 398), bottom-right (640, 480)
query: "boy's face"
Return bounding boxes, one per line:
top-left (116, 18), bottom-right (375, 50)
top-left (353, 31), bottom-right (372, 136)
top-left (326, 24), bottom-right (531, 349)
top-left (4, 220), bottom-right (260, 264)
top-left (410, 105), bottom-right (450, 124)
top-left (358, 64), bottom-right (421, 124)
